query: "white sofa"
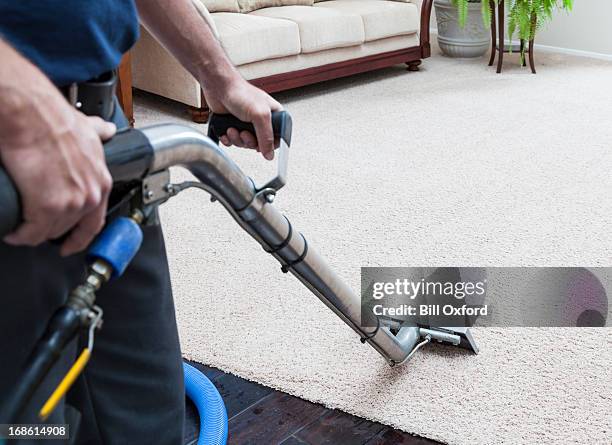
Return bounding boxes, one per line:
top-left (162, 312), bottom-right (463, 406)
top-left (132, 0), bottom-right (432, 121)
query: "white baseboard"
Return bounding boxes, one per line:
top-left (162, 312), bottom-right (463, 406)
top-left (429, 28), bottom-right (612, 61)
top-left (533, 43), bottom-right (612, 61)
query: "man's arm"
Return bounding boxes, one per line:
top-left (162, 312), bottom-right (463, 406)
top-left (134, 0), bottom-right (281, 160)
top-left (0, 39), bottom-right (114, 255)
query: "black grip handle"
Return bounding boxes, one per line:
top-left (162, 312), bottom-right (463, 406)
top-left (0, 128), bottom-right (154, 239)
top-left (102, 128), bottom-right (153, 182)
top-left (208, 110), bottom-right (292, 147)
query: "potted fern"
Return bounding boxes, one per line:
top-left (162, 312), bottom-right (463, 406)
top-left (434, 0), bottom-right (492, 58)
top-left (506, 0), bottom-right (573, 59)
top-left (435, 0), bottom-right (573, 59)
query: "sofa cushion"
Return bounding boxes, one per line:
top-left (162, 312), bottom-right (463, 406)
top-left (198, 0), bottom-right (240, 12)
top-left (315, 0), bottom-right (418, 42)
top-left (211, 12), bottom-right (301, 65)
top-left (250, 6), bottom-right (364, 53)
top-left (237, 33), bottom-right (419, 79)
top-left (238, 0), bottom-right (313, 13)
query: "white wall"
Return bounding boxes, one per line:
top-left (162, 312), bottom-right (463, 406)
top-left (430, 0), bottom-right (612, 57)
top-left (536, 0), bottom-right (612, 56)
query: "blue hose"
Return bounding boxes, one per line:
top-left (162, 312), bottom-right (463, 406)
top-left (183, 362), bottom-right (228, 445)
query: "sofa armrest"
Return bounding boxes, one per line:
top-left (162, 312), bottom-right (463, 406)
top-left (415, 0), bottom-right (433, 58)
top-left (192, 0), bottom-right (220, 40)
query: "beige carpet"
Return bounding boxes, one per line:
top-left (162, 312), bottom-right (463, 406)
top-left (134, 47), bottom-right (612, 445)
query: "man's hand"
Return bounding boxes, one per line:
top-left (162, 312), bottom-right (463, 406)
top-left (0, 39), bottom-right (114, 256)
top-left (0, 111), bottom-right (116, 255)
top-left (204, 79), bottom-right (282, 160)
top-left (1, 111), bottom-right (115, 256)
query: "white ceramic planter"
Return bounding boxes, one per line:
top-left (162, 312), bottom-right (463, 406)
top-left (435, 0), bottom-right (490, 58)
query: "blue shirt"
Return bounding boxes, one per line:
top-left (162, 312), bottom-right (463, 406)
top-left (0, 1), bottom-right (139, 86)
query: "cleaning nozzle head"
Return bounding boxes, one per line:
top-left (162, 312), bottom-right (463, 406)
top-left (419, 327), bottom-right (479, 354)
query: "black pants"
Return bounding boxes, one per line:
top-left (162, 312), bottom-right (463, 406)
top-left (0, 102), bottom-right (185, 444)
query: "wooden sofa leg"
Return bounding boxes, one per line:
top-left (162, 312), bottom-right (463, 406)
top-left (406, 60), bottom-right (422, 72)
top-left (189, 105), bottom-right (210, 123)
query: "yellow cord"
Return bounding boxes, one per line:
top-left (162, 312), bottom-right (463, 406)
top-left (39, 348), bottom-right (91, 421)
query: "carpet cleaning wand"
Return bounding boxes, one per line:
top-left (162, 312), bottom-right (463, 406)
top-left (0, 111), bottom-right (477, 392)
top-left (205, 112), bottom-right (478, 363)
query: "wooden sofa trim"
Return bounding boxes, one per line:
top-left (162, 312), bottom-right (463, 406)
top-left (190, 0), bottom-right (433, 123)
top-left (420, 0), bottom-right (433, 58)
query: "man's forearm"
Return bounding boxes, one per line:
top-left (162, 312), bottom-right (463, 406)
top-left (0, 39), bottom-right (73, 146)
top-left (135, 0), bottom-right (281, 158)
top-left (135, 0), bottom-right (240, 90)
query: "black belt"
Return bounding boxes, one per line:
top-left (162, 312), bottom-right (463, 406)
top-left (59, 70), bottom-right (117, 120)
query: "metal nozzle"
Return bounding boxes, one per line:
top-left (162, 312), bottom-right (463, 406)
top-left (419, 327), bottom-right (479, 354)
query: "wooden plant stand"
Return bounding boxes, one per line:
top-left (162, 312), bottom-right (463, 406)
top-left (488, 0), bottom-right (536, 74)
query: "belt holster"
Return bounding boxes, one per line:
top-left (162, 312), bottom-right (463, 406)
top-left (61, 71), bottom-right (117, 121)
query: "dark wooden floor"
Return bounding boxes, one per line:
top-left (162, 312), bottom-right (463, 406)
top-left (184, 360), bottom-right (442, 445)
